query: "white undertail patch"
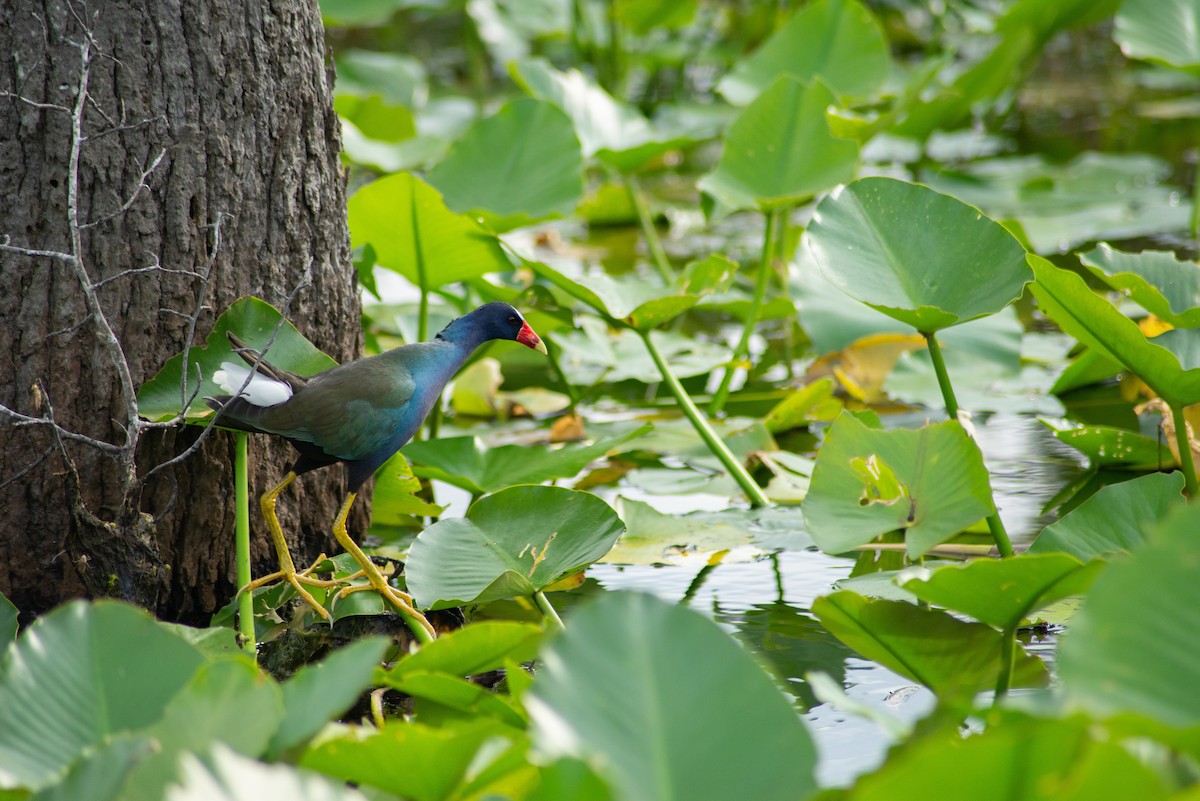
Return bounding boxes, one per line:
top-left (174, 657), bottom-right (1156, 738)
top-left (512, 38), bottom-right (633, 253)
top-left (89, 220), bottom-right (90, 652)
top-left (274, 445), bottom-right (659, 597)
top-left (213, 361), bottom-right (293, 406)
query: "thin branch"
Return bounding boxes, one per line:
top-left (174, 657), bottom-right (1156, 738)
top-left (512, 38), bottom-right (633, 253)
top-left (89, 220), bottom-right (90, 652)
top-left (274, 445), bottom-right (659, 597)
top-left (47, 314), bottom-right (93, 338)
top-left (0, 445), bottom-right (57, 491)
top-left (81, 147), bottom-right (167, 229)
top-left (89, 251), bottom-right (204, 292)
top-left (84, 114), bottom-right (164, 143)
top-left (0, 402), bottom-right (122, 455)
top-left (0, 235), bottom-right (75, 263)
top-left (0, 90), bottom-right (70, 113)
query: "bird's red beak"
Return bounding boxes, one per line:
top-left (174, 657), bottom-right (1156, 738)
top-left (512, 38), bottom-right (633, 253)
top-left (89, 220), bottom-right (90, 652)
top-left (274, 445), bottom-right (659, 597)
top-left (516, 321), bottom-right (548, 354)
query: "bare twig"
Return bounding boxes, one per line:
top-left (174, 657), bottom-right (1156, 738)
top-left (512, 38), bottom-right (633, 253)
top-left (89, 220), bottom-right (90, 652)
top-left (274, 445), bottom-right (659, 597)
top-left (81, 146), bottom-right (166, 229)
top-left (0, 445), bottom-right (57, 492)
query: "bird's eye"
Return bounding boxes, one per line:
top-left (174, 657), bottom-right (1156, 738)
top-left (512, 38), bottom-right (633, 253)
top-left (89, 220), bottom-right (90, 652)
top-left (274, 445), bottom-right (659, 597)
top-left (507, 315), bottom-right (519, 325)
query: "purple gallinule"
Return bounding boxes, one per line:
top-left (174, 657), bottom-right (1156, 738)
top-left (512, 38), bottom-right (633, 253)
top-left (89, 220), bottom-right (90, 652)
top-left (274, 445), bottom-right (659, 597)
top-left (207, 302), bottom-right (548, 636)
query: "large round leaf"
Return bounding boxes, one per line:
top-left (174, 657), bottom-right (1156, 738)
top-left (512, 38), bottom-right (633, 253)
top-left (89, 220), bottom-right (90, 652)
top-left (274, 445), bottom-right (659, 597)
top-left (803, 414), bottom-right (997, 558)
top-left (1029, 254), bottom-right (1200, 407)
top-left (0, 601), bottom-right (204, 790)
top-left (1115, 0), bottom-right (1200, 70)
top-left (1080, 243), bottom-right (1200, 328)
top-left (527, 591), bottom-right (817, 801)
top-left (406, 486), bottom-right (625, 610)
top-left (1059, 502), bottom-right (1200, 726)
top-left (698, 77), bottom-right (859, 211)
top-left (718, 0), bottom-right (890, 104)
top-left (137, 296), bottom-right (336, 422)
top-left (426, 98), bottom-right (584, 232)
top-left (806, 177), bottom-right (1031, 333)
top-left (348, 172), bottom-right (511, 290)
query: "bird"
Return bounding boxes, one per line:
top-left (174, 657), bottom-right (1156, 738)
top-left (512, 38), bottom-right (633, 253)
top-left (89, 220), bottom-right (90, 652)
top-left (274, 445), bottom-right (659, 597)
top-left (206, 301), bottom-right (548, 638)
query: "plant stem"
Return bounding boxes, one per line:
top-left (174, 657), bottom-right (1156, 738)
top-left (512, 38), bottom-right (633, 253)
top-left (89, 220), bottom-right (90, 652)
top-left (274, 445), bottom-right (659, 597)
top-left (234, 432), bottom-right (256, 652)
top-left (710, 208), bottom-right (780, 415)
top-left (534, 590), bottom-right (565, 630)
top-left (625, 173), bottom-right (674, 284)
top-left (1192, 168), bottom-right (1200, 241)
top-left (994, 625), bottom-right (1016, 703)
top-left (1170, 402), bottom-right (1199, 497)
top-left (640, 329), bottom-right (770, 507)
top-left (545, 340), bottom-right (580, 416)
top-left (924, 332), bottom-right (1014, 558)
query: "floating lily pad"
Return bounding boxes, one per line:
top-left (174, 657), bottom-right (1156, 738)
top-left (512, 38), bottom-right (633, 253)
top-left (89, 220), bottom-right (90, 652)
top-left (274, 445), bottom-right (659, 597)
top-left (699, 77), bottom-right (859, 212)
top-left (1116, 0), bottom-right (1200, 71)
top-left (803, 414), bottom-right (997, 558)
top-left (1059, 501), bottom-right (1200, 726)
top-left (806, 177), bottom-right (1031, 333)
top-left (426, 98), bottom-right (584, 232)
top-left (900, 554), bottom-right (1104, 631)
top-left (812, 590), bottom-right (1048, 698)
top-left (550, 318), bottom-right (729, 384)
top-left (717, 0), bottom-right (890, 104)
top-left (406, 486), bottom-right (625, 610)
top-left (1040, 419), bottom-right (1169, 469)
top-left (527, 591), bottom-right (817, 801)
top-left (401, 426), bottom-right (650, 496)
top-left (1030, 471), bottom-right (1186, 561)
top-left (1080, 244), bottom-right (1200, 327)
top-left (138, 297), bottom-right (336, 422)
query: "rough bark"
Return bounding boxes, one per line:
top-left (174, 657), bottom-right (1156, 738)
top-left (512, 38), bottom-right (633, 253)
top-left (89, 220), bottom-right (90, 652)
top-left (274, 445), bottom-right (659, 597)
top-left (0, 0), bottom-right (369, 623)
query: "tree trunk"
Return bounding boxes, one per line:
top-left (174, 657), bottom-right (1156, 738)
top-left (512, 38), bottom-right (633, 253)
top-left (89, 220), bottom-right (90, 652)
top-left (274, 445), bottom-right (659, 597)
top-left (0, 0), bottom-right (369, 623)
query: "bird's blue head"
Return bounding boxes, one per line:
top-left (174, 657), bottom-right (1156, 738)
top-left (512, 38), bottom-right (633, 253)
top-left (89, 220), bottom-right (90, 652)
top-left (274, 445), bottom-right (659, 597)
top-left (437, 302), bottom-right (548, 353)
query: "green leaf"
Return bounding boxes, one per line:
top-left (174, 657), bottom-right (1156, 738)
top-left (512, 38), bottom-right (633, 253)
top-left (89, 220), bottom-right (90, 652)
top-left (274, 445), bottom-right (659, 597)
top-left (0, 594), bottom-right (15, 655)
top-left (845, 712), bottom-right (1169, 801)
top-left (812, 591), bottom-right (1049, 697)
top-left (406, 486), bottom-right (625, 610)
top-left (170, 745), bottom-right (368, 801)
top-left (1080, 243), bottom-right (1200, 327)
top-left (1115, 0), bottom-right (1200, 70)
top-left (119, 657), bottom-right (284, 801)
top-left (698, 77), bottom-right (859, 211)
top-left (803, 414), bottom-right (997, 558)
top-left (402, 425), bottom-right (649, 495)
top-left (806, 177), bottom-right (1031, 333)
top-left (371, 452), bottom-right (445, 523)
top-left (348, 173), bottom-right (512, 291)
top-left (1060, 501), bottom-right (1200, 726)
top-left (1030, 471), bottom-right (1186, 560)
top-left (1029, 254), bottom-right (1200, 408)
top-left (387, 621), bottom-right (542, 679)
top-left (266, 637), bottom-right (391, 759)
top-left (510, 58), bottom-right (696, 172)
top-left (763, 379), bottom-right (842, 432)
top-left (1040, 418), bottom-right (1170, 469)
top-left (33, 736), bottom-right (154, 801)
top-left (333, 49), bottom-right (425, 105)
top-left (530, 759), bottom-right (614, 801)
top-left (718, 0), bottom-right (890, 104)
top-left (137, 297), bottom-right (336, 422)
top-left (614, 0), bottom-right (696, 34)
top-left (0, 601), bottom-right (204, 791)
top-left (426, 98), bottom-right (584, 232)
top-left (901, 554), bottom-right (1104, 631)
top-left (300, 720), bottom-right (521, 801)
top-left (380, 670), bottom-right (527, 728)
top-left (334, 94), bottom-right (415, 142)
top-left (527, 592), bottom-right (817, 801)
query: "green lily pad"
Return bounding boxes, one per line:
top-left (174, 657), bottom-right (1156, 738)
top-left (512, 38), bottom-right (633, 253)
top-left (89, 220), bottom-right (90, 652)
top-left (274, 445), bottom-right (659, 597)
top-left (1080, 243), bottom-right (1200, 327)
top-left (803, 414), bottom-right (998, 558)
top-left (0, 601), bottom-right (204, 791)
top-left (527, 591), bottom-right (817, 801)
top-left (717, 0), bottom-right (890, 104)
top-left (137, 296), bottom-right (336, 422)
top-left (1029, 254), bottom-right (1200, 408)
top-left (1030, 471), bottom-right (1186, 560)
top-left (901, 554), bottom-right (1104, 631)
top-left (699, 77), bottom-right (859, 212)
top-left (806, 177), bottom-right (1031, 333)
top-left (401, 425), bottom-right (650, 496)
top-left (406, 486), bottom-right (625, 610)
top-left (381, 671), bottom-right (527, 729)
top-left (511, 58), bottom-right (697, 173)
top-left (1059, 501), bottom-right (1200, 726)
top-left (386, 621), bottom-right (542, 679)
top-left (1116, 0), bottom-right (1200, 71)
top-left (550, 318), bottom-right (729, 384)
top-left (1040, 419), bottom-right (1170, 469)
top-left (812, 590), bottom-right (1049, 698)
top-left (333, 49), bottom-right (426, 105)
top-left (348, 172), bottom-right (512, 291)
top-left (426, 98), bottom-right (584, 232)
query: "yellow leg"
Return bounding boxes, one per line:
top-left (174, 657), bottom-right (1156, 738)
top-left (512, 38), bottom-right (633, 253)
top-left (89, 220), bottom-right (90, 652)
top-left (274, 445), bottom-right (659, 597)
top-left (240, 471), bottom-right (337, 621)
top-left (329, 492), bottom-right (436, 639)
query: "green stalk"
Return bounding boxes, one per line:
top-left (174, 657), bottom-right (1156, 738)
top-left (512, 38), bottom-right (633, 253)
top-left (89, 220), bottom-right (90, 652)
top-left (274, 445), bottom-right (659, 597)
top-left (710, 208), bottom-right (780, 415)
top-left (924, 332), bottom-right (1014, 558)
top-left (234, 432), bottom-right (256, 652)
top-left (1192, 169), bottom-right (1200, 241)
top-left (545, 340), bottom-right (580, 416)
top-left (1170, 402), bottom-right (1199, 497)
top-left (640, 329), bottom-right (769, 507)
top-left (994, 625), bottom-right (1016, 703)
top-left (625, 173), bottom-right (674, 283)
top-left (534, 590), bottom-right (565, 631)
